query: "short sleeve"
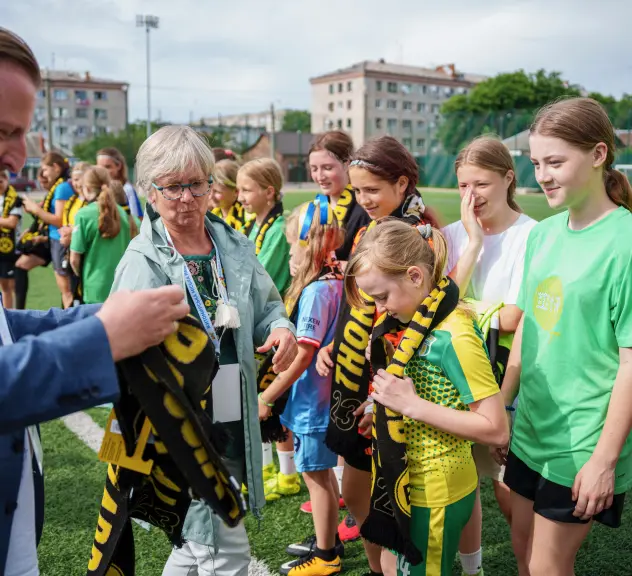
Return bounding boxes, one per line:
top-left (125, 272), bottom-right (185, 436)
top-left (55, 181), bottom-right (75, 203)
top-left (516, 233), bottom-right (535, 312)
top-left (70, 211), bottom-right (89, 254)
top-left (9, 204), bottom-right (21, 218)
top-left (296, 282), bottom-right (332, 348)
top-left (441, 321), bottom-right (499, 405)
top-left (612, 252), bottom-right (632, 348)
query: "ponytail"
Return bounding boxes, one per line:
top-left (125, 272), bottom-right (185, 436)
top-left (429, 228), bottom-right (448, 285)
top-left (605, 168), bottom-right (632, 211)
top-left (98, 185), bottom-right (121, 238)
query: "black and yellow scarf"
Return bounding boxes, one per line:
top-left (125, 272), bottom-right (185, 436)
top-left (332, 185), bottom-right (355, 225)
top-left (258, 259), bottom-right (344, 443)
top-left (325, 193), bottom-right (429, 469)
top-left (0, 186), bottom-right (20, 255)
top-left (62, 193), bottom-right (87, 227)
top-left (242, 202), bottom-right (284, 255)
top-left (212, 201), bottom-right (248, 232)
top-left (17, 178), bottom-right (61, 252)
top-left (86, 315), bottom-right (246, 576)
top-left (360, 277), bottom-right (459, 565)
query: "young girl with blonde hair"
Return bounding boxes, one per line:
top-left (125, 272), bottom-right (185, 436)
top-left (69, 166), bottom-right (139, 304)
top-left (345, 219), bottom-right (508, 576)
top-left (258, 198), bottom-right (345, 576)
top-left (210, 159), bottom-right (248, 232)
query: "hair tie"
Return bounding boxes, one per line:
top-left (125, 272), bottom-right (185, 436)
top-left (349, 159), bottom-right (378, 170)
top-left (417, 223), bottom-right (432, 239)
top-left (298, 194), bottom-right (334, 246)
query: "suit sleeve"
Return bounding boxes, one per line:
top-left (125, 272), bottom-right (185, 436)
top-left (0, 310), bottom-right (119, 433)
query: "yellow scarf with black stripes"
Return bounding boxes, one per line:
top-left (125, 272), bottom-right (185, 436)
top-left (62, 193), bottom-right (87, 227)
top-left (242, 202), bottom-right (284, 255)
top-left (17, 178), bottom-right (61, 253)
top-left (332, 185), bottom-right (355, 225)
top-left (86, 315), bottom-right (246, 576)
top-left (211, 201), bottom-right (249, 232)
top-left (325, 193), bottom-right (428, 468)
top-left (361, 277), bottom-right (459, 565)
top-left (0, 186), bottom-right (19, 255)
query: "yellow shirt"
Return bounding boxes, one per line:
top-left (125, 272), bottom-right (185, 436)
top-left (404, 309), bottom-right (499, 507)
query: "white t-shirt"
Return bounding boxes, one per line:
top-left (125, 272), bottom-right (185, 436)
top-left (443, 213), bottom-right (537, 305)
top-left (0, 194), bottom-right (22, 239)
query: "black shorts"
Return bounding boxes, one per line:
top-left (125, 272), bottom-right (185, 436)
top-left (0, 257), bottom-right (16, 280)
top-left (343, 444), bottom-right (372, 473)
top-left (17, 240), bottom-right (51, 266)
top-left (504, 450), bottom-right (625, 528)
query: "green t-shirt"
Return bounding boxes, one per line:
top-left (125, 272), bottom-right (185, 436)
top-left (248, 215), bottom-right (291, 296)
top-left (183, 251), bottom-right (244, 460)
top-left (70, 204), bottom-right (139, 304)
top-left (513, 207), bottom-right (632, 492)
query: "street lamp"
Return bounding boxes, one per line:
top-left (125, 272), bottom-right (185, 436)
top-left (136, 14), bottom-right (159, 138)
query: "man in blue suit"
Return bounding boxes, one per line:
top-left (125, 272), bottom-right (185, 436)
top-left (0, 28), bottom-right (190, 575)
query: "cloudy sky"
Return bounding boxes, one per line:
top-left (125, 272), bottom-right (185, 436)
top-left (4, 0), bottom-right (631, 124)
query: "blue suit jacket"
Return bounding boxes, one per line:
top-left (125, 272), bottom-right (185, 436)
top-left (0, 306), bottom-right (120, 573)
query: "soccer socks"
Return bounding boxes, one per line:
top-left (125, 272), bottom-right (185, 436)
top-left (15, 268), bottom-right (28, 310)
top-left (278, 449), bottom-right (297, 476)
top-left (334, 465), bottom-right (344, 494)
top-left (460, 548), bottom-right (483, 575)
top-left (262, 443), bottom-right (274, 467)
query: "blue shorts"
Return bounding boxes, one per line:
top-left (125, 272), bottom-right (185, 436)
top-left (292, 431), bottom-right (337, 473)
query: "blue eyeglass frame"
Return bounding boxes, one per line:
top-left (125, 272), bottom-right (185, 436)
top-left (151, 176), bottom-right (214, 200)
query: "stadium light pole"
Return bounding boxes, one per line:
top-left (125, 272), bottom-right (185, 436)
top-left (136, 14), bottom-right (159, 138)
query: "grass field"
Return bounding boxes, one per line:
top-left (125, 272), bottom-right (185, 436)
top-left (32, 191), bottom-right (632, 575)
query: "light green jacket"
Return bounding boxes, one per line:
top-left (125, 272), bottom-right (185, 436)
top-left (110, 204), bottom-right (295, 544)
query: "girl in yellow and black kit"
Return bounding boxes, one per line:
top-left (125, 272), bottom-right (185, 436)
top-left (208, 158), bottom-right (249, 232)
top-left (0, 170), bottom-right (22, 308)
top-left (345, 219), bottom-right (509, 576)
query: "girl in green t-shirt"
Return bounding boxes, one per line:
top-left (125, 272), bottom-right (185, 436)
top-left (237, 158), bottom-right (298, 501)
top-left (70, 166), bottom-right (139, 304)
top-left (497, 98), bottom-right (632, 576)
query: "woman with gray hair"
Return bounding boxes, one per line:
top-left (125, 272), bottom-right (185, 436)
top-left (111, 125), bottom-right (298, 576)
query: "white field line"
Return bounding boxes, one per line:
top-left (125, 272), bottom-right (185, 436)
top-left (61, 411), bottom-right (275, 576)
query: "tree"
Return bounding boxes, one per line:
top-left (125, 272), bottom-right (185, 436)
top-left (437, 70), bottom-right (582, 153)
top-left (282, 110), bottom-right (311, 132)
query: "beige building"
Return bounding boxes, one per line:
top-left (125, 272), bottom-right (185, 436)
top-left (32, 70), bottom-right (129, 152)
top-left (310, 60), bottom-right (485, 154)
top-left (200, 108), bottom-right (288, 133)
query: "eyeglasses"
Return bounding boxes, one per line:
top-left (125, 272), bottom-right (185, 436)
top-left (151, 177), bottom-right (213, 200)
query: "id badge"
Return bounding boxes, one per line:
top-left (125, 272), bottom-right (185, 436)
top-left (212, 363), bottom-right (241, 423)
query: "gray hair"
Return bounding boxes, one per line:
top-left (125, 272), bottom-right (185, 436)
top-left (135, 125), bottom-right (214, 196)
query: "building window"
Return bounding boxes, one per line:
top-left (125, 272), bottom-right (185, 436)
top-left (416, 138), bottom-right (426, 148)
top-left (95, 126), bottom-right (107, 135)
top-left (401, 83), bottom-right (412, 95)
top-left (430, 85), bottom-right (439, 94)
top-left (53, 107), bottom-right (69, 119)
top-left (387, 118), bottom-right (397, 132)
top-left (431, 139), bottom-right (439, 149)
top-left (337, 119), bottom-right (343, 128)
top-left (387, 82), bottom-right (398, 93)
top-left (417, 102), bottom-right (427, 113)
top-left (327, 119), bottom-right (334, 129)
top-left (54, 89), bottom-right (68, 101)
top-left (76, 126), bottom-right (90, 137)
top-left (347, 100), bottom-right (352, 110)
top-left (376, 80), bottom-right (383, 91)
top-left (75, 108), bottom-right (88, 119)
top-left (444, 87), bottom-right (453, 96)
top-left (387, 99), bottom-right (397, 110)
top-left (375, 98), bottom-right (383, 109)
top-left (338, 83), bottom-right (343, 93)
top-left (74, 89), bottom-right (88, 101)
top-left (347, 81), bottom-right (352, 91)
top-left (431, 104), bottom-right (440, 114)
top-left (329, 84), bottom-right (334, 94)
top-left (38, 89), bottom-right (46, 98)
top-left (94, 108), bottom-right (108, 120)
top-left (402, 120), bottom-right (412, 131)
top-left (55, 126), bottom-right (68, 136)
top-left (94, 91), bottom-right (108, 101)
top-left (417, 120), bottom-right (425, 130)
top-left (328, 102), bottom-right (334, 112)
top-left (459, 87), bottom-right (468, 95)
top-left (420, 85), bottom-right (427, 94)
top-left (346, 118), bottom-right (352, 128)
top-left (375, 118), bottom-right (383, 129)
top-left (337, 101), bottom-right (343, 109)
top-left (403, 101), bottom-right (412, 111)
top-left (403, 137), bottom-right (412, 149)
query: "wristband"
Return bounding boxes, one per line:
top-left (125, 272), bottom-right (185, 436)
top-left (364, 397), bottom-right (375, 415)
top-left (258, 393), bottom-right (274, 407)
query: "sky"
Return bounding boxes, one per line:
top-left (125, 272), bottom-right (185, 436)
top-left (3, 0), bottom-right (632, 124)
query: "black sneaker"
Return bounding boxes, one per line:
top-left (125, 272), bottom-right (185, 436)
top-left (286, 535), bottom-right (344, 558)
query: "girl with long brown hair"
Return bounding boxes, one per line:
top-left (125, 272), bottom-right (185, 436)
top-left (96, 146), bottom-right (143, 218)
top-left (69, 166), bottom-right (139, 304)
top-left (496, 97), bottom-right (632, 575)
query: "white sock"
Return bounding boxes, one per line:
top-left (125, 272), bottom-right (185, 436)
top-left (278, 450), bottom-right (296, 476)
top-left (334, 465), bottom-right (344, 495)
top-left (262, 443), bottom-right (274, 467)
top-left (459, 548), bottom-right (482, 575)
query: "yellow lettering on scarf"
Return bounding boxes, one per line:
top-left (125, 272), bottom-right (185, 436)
top-left (181, 421), bottom-right (202, 448)
top-left (166, 359), bottom-right (185, 388)
top-left (337, 342), bottom-right (365, 378)
top-left (194, 447), bottom-right (209, 464)
top-left (334, 364), bottom-right (360, 392)
top-left (163, 322), bottom-right (208, 364)
top-left (386, 408), bottom-right (406, 443)
top-left (344, 321), bottom-right (369, 350)
top-left (88, 546), bottom-right (103, 571)
top-left (95, 515), bottom-right (113, 544)
top-left (164, 393), bottom-right (186, 418)
top-left (154, 466), bottom-right (181, 492)
top-left (350, 305), bottom-right (373, 327)
top-left (148, 476), bottom-right (177, 506)
top-left (102, 487), bottom-right (118, 515)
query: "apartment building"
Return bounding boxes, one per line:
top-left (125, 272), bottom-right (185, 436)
top-left (310, 60), bottom-right (485, 154)
top-left (32, 70), bottom-right (129, 152)
top-left (200, 108), bottom-right (288, 133)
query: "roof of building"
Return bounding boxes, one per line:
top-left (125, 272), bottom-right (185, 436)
top-left (40, 69), bottom-right (128, 88)
top-left (245, 131), bottom-right (317, 156)
top-left (310, 60), bottom-right (486, 85)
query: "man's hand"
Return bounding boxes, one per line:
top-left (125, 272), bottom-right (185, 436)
top-left (97, 285), bottom-right (190, 362)
top-left (257, 328), bottom-right (297, 373)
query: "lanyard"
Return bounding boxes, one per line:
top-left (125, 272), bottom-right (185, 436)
top-left (163, 226), bottom-right (225, 357)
